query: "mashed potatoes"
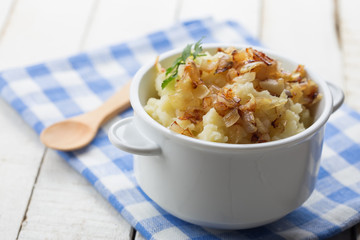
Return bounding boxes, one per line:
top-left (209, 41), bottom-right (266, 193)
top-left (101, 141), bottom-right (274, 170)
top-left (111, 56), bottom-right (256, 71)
top-left (145, 46), bottom-right (321, 144)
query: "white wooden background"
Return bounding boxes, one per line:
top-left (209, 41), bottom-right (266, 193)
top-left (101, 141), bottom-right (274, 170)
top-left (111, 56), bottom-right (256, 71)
top-left (0, 0), bottom-right (359, 239)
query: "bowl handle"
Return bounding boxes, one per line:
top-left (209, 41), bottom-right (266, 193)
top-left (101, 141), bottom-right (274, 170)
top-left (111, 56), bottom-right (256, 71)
top-left (108, 117), bottom-right (161, 156)
top-left (327, 82), bottom-right (345, 113)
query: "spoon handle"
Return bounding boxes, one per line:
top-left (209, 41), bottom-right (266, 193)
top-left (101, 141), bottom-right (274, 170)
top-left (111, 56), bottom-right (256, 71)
top-left (83, 81), bottom-right (131, 127)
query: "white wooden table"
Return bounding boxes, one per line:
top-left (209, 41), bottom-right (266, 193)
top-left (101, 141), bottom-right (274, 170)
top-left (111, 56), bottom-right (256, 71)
top-left (0, 0), bottom-right (359, 239)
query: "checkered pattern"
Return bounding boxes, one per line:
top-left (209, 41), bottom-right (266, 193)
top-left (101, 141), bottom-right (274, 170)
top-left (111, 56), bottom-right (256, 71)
top-left (1, 18), bottom-right (359, 240)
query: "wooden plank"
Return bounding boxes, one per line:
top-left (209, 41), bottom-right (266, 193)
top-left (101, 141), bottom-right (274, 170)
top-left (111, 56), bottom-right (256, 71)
top-left (0, 0), bottom-right (133, 239)
top-left (0, 0), bottom-right (99, 238)
top-left (83, 0), bottom-right (179, 49)
top-left (18, 150), bottom-right (133, 240)
top-left (0, 2), bottom-right (46, 240)
top-left (261, 0), bottom-right (344, 89)
top-left (0, 100), bottom-right (45, 240)
top-left (179, 0), bottom-right (262, 38)
top-left (0, 0), bottom-right (15, 38)
top-left (0, 0), bottom-right (96, 70)
top-left (338, 0), bottom-right (360, 112)
top-left (338, 0), bottom-right (360, 237)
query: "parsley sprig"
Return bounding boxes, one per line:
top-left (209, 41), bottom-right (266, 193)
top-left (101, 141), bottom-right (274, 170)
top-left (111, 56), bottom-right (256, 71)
top-left (161, 38), bottom-right (205, 89)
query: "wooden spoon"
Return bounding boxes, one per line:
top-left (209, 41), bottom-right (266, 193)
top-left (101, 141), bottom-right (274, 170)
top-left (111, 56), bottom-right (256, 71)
top-left (40, 81), bottom-right (131, 151)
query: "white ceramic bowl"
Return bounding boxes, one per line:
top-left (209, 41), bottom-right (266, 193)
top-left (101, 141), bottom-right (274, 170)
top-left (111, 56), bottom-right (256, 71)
top-left (108, 44), bottom-right (344, 229)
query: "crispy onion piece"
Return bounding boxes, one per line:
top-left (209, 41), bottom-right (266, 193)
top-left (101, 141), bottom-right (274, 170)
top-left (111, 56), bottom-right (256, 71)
top-left (170, 121), bottom-right (183, 133)
top-left (256, 118), bottom-right (271, 135)
top-left (214, 88), bottom-right (240, 116)
top-left (290, 72), bottom-right (302, 82)
top-left (214, 102), bottom-right (229, 116)
top-left (251, 132), bottom-right (270, 143)
top-left (252, 49), bottom-right (275, 66)
top-left (295, 65), bottom-right (305, 74)
top-left (227, 68), bottom-right (239, 82)
top-left (179, 109), bottom-right (204, 124)
top-left (202, 95), bottom-right (215, 110)
top-left (242, 110), bottom-right (255, 124)
top-left (272, 117), bottom-right (286, 133)
top-left (284, 89), bottom-right (293, 98)
top-left (219, 89), bottom-right (241, 106)
top-left (240, 110), bottom-right (257, 133)
top-left (199, 57), bottom-right (218, 72)
top-left (193, 84), bottom-right (210, 99)
top-left (239, 61), bottom-right (266, 74)
top-left (288, 65), bottom-right (306, 82)
top-left (185, 60), bottom-right (203, 88)
top-left (223, 47), bottom-right (237, 54)
top-left (223, 108), bottom-right (240, 127)
top-left (182, 129), bottom-right (193, 137)
top-left (289, 79), bottom-right (321, 106)
top-left (232, 49), bottom-right (248, 65)
top-left (301, 79), bottom-right (321, 105)
top-left (260, 133), bottom-right (271, 142)
top-left (239, 94), bottom-right (256, 112)
top-left (215, 55), bottom-right (234, 74)
top-left (233, 72), bottom-right (256, 84)
top-left (154, 56), bottom-right (164, 73)
top-left (294, 65), bottom-right (306, 79)
top-left (209, 85), bottom-right (221, 94)
top-left (169, 121), bottom-right (193, 137)
top-left (242, 120), bottom-right (257, 134)
top-left (258, 78), bottom-right (285, 96)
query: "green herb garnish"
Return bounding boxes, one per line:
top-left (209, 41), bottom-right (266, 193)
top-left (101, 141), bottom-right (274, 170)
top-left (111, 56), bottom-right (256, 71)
top-left (161, 38), bottom-right (205, 89)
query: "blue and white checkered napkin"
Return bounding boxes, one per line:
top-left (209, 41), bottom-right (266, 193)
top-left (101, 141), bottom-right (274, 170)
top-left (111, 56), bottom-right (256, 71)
top-left (1, 18), bottom-right (360, 240)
